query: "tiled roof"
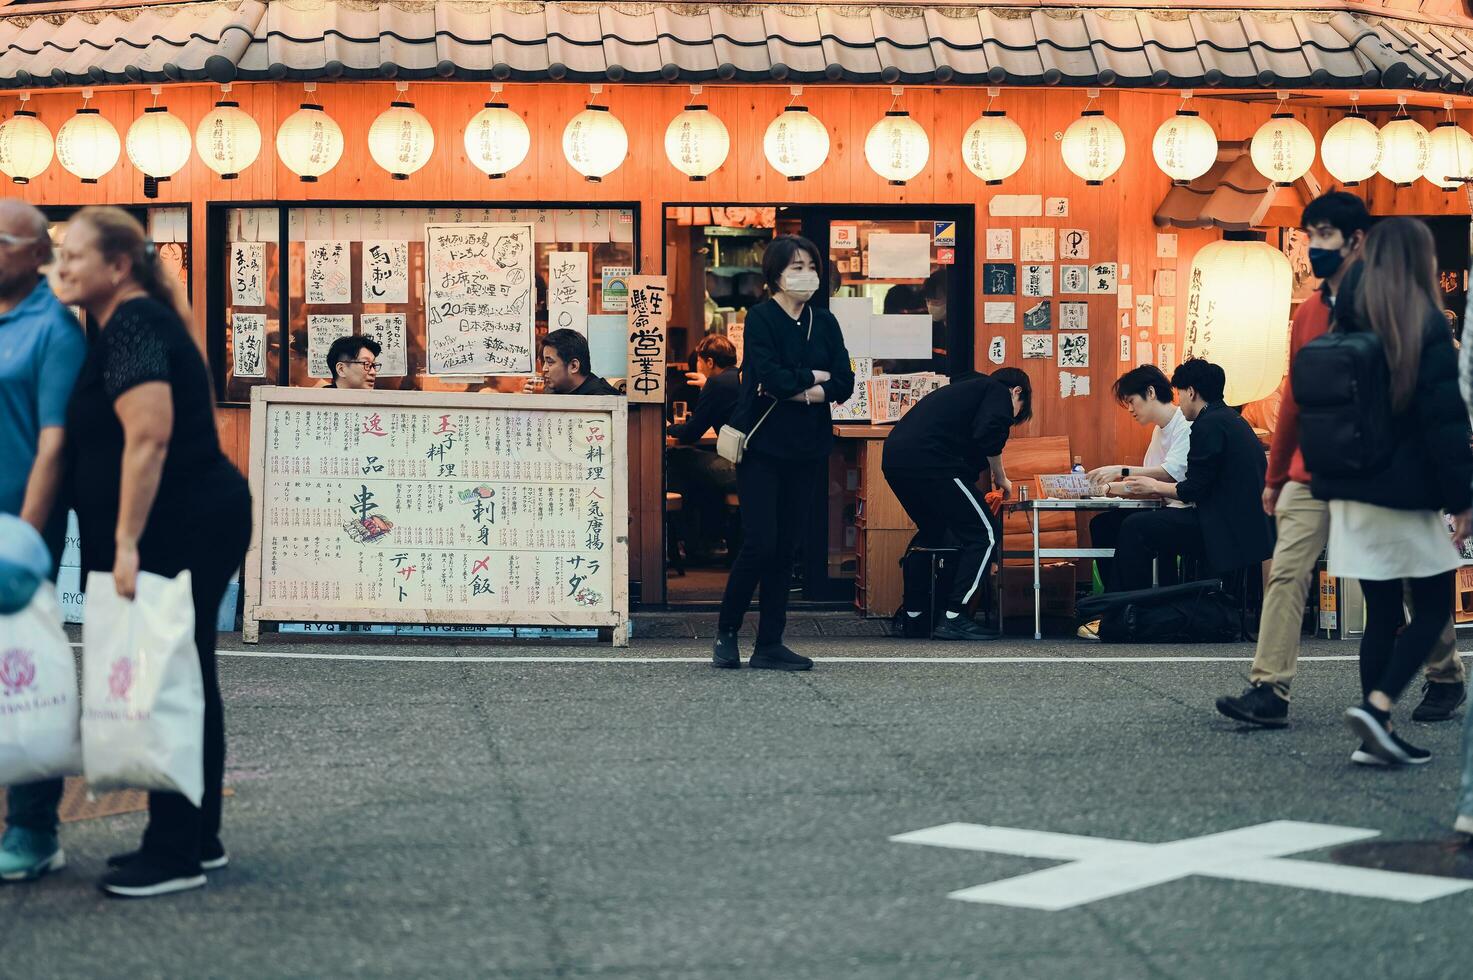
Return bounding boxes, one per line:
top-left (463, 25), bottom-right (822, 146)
top-left (1153, 139), bottom-right (1321, 230)
top-left (5, 2), bottom-right (1473, 91)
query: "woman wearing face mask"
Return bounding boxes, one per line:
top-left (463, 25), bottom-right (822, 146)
top-left (713, 236), bottom-right (854, 670)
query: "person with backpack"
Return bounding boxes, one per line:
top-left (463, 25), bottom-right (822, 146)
top-left (1300, 218), bottom-right (1473, 766)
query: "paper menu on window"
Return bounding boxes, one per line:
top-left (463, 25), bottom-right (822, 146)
top-left (548, 251), bottom-right (590, 335)
top-left (230, 242), bottom-right (266, 307)
top-left (232, 313), bottom-right (266, 378)
top-left (306, 241), bottom-right (351, 304)
top-left (866, 233), bottom-right (931, 279)
top-left (830, 296), bottom-right (875, 356)
top-left (870, 314), bottom-right (931, 359)
top-left (424, 223), bottom-right (536, 375)
top-left (307, 314), bottom-right (353, 379)
top-left (360, 313), bottom-right (408, 377)
top-left (360, 241), bottom-right (409, 304)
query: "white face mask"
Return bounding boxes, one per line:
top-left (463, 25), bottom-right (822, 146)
top-left (927, 300), bottom-right (947, 321)
top-left (780, 270), bottom-right (820, 299)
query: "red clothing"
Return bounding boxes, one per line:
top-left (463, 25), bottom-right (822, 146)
top-left (1265, 291), bottom-right (1332, 489)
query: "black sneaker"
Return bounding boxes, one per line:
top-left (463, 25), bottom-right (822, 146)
top-left (712, 630), bottom-right (740, 669)
top-left (1345, 705), bottom-right (1431, 766)
top-left (749, 645), bottom-right (813, 671)
top-left (1215, 685), bottom-right (1290, 729)
top-left (1350, 741), bottom-right (1392, 767)
top-left (108, 840), bottom-right (228, 871)
top-left (891, 608), bottom-right (929, 639)
top-left (933, 615), bottom-right (1000, 642)
top-left (1411, 682), bottom-right (1466, 722)
top-left (100, 858), bottom-right (206, 899)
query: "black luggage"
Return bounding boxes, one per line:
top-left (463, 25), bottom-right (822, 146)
top-left (1075, 579), bottom-right (1244, 644)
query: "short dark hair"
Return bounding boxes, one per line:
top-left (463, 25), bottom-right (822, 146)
top-left (1112, 365), bottom-right (1174, 405)
top-left (695, 334), bottom-right (738, 369)
top-left (543, 328), bottom-right (592, 376)
top-left (761, 234), bottom-right (824, 294)
top-left (923, 268), bottom-right (948, 300)
top-left (989, 366), bottom-right (1033, 426)
top-left (883, 284), bottom-right (926, 315)
top-left (1170, 358), bottom-right (1226, 403)
top-left (327, 335), bottom-right (381, 375)
top-left (1301, 191), bottom-right (1372, 240)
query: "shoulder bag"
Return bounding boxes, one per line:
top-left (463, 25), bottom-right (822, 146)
top-left (716, 306), bottom-right (812, 465)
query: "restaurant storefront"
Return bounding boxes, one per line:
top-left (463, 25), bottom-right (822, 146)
top-left (6, 0), bottom-right (1473, 612)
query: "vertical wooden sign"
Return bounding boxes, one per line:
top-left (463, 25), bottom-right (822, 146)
top-left (626, 275), bottom-right (668, 404)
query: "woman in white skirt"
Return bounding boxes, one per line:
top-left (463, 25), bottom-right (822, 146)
top-left (1315, 219), bottom-right (1473, 766)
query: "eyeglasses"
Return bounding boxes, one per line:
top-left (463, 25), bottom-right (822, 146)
top-left (351, 359), bottom-right (381, 370)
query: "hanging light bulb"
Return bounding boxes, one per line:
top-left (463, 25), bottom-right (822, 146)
top-left (1060, 91), bottom-right (1125, 185)
top-left (1320, 96), bottom-right (1381, 186)
top-left (125, 88), bottom-right (190, 180)
top-left (962, 89), bottom-right (1026, 185)
top-left (55, 89), bottom-right (119, 184)
top-left (563, 88), bottom-right (628, 183)
top-left (864, 89), bottom-right (929, 186)
top-left (1377, 99), bottom-right (1430, 187)
top-left (276, 88), bottom-right (344, 183)
top-left (664, 89), bottom-right (729, 182)
top-left (195, 87), bottom-right (261, 180)
top-left (1250, 101), bottom-right (1315, 185)
top-left (1152, 93), bottom-right (1217, 184)
top-left (368, 85), bottom-right (433, 181)
top-left (465, 88), bottom-right (530, 179)
top-left (764, 90), bottom-right (829, 182)
top-left (1425, 101), bottom-right (1473, 191)
top-left (0, 97), bottom-right (52, 185)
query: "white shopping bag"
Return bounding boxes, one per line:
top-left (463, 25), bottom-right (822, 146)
top-left (0, 583), bottom-right (82, 783)
top-left (82, 570), bottom-right (203, 806)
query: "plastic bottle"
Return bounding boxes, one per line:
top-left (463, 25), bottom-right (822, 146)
top-left (1071, 455), bottom-right (1085, 474)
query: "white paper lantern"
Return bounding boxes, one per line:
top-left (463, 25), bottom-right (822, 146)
top-left (195, 100), bottom-right (260, 180)
top-left (465, 102), bottom-right (530, 179)
top-left (1249, 113), bottom-right (1315, 185)
top-left (125, 106), bottom-right (190, 180)
top-left (1320, 115), bottom-right (1382, 186)
top-left (961, 110), bottom-right (1026, 185)
top-left (864, 110), bottom-right (929, 185)
top-left (1425, 121), bottom-right (1473, 190)
top-left (1152, 111), bottom-right (1217, 183)
top-left (368, 101), bottom-right (433, 180)
top-left (664, 104), bottom-right (729, 181)
top-left (56, 108), bottom-right (119, 184)
top-left (1183, 240), bottom-right (1292, 405)
top-left (1376, 117), bottom-right (1430, 187)
top-left (0, 110), bottom-right (51, 185)
top-left (276, 103), bottom-right (344, 183)
top-left (1060, 110), bottom-right (1125, 185)
top-left (563, 105), bottom-right (628, 182)
top-left (763, 106), bottom-right (829, 181)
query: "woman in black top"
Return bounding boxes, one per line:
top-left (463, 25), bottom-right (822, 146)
top-left (714, 236), bottom-right (853, 670)
top-left (54, 207), bottom-right (252, 898)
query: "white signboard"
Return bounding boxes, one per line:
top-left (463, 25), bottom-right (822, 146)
top-left (306, 241), bottom-right (351, 304)
top-left (424, 223), bottom-right (535, 375)
top-left (230, 242), bottom-right (266, 307)
top-left (361, 313), bottom-right (408, 377)
top-left (232, 313), bottom-right (266, 378)
top-left (361, 241), bottom-right (409, 304)
top-left (548, 251), bottom-right (589, 335)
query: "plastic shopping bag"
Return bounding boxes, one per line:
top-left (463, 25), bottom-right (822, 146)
top-left (82, 570), bottom-right (203, 806)
top-left (0, 582), bottom-right (82, 784)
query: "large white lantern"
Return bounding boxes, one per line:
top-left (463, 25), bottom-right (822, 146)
top-left (0, 110), bottom-right (51, 185)
top-left (1320, 115), bottom-right (1381, 186)
top-left (1378, 117), bottom-right (1430, 186)
top-left (763, 105), bottom-right (829, 181)
top-left (563, 105), bottom-right (628, 182)
top-left (125, 106), bottom-right (190, 180)
top-left (276, 102), bottom-right (344, 183)
top-left (864, 110), bottom-right (929, 185)
top-left (368, 100), bottom-right (433, 180)
top-left (1060, 110), bottom-right (1125, 185)
top-left (195, 99), bottom-right (260, 179)
top-left (1152, 111), bottom-right (1217, 184)
top-left (1425, 120), bottom-right (1473, 190)
top-left (664, 103), bottom-right (729, 181)
top-left (962, 110), bottom-right (1026, 185)
top-left (465, 101), bottom-right (530, 179)
top-left (56, 108), bottom-right (119, 184)
top-left (1183, 239), bottom-right (1293, 405)
top-left (1250, 113), bottom-right (1315, 185)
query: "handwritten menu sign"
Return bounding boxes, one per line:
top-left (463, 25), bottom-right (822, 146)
top-left (243, 389), bottom-right (630, 645)
top-left (548, 251), bottom-right (589, 335)
top-left (425, 223), bottom-right (535, 375)
top-left (361, 241), bottom-right (409, 304)
top-left (361, 313), bottom-right (408, 377)
top-left (232, 313), bottom-right (266, 378)
top-left (231, 242), bottom-right (266, 307)
top-left (307, 314), bottom-right (352, 378)
top-left (625, 275), bottom-right (668, 404)
top-left (306, 241), bottom-right (351, 304)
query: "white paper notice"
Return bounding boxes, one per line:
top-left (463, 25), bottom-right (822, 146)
top-left (230, 242), bottom-right (266, 307)
top-left (1118, 283), bottom-right (1134, 309)
top-left (307, 314), bottom-right (352, 379)
top-left (1060, 265), bottom-right (1088, 294)
top-left (1060, 302), bottom-right (1088, 330)
top-left (1119, 334), bottom-right (1132, 363)
top-left (871, 314), bottom-right (931, 359)
top-left (1158, 342), bottom-right (1177, 373)
top-left (360, 313), bottom-right (408, 377)
top-left (986, 229), bottom-right (1013, 260)
top-left (1090, 263), bottom-right (1118, 295)
top-left (1022, 265), bottom-right (1053, 297)
top-left (306, 241), bottom-right (351, 304)
top-left (1060, 229), bottom-right (1089, 260)
top-left (425, 223), bottom-right (535, 375)
top-left (232, 313), bottom-right (266, 378)
top-left (1158, 305), bottom-right (1176, 336)
top-left (612, 209), bottom-right (635, 244)
top-left (983, 301), bottom-right (1016, 324)
top-left (1136, 341), bottom-right (1152, 365)
top-left (989, 195), bottom-right (1043, 217)
top-left (1045, 197), bottom-right (1069, 217)
top-left (361, 241), bottom-right (409, 304)
top-left (1136, 294), bottom-right (1155, 328)
top-left (1157, 233), bottom-right (1179, 259)
top-left (988, 337), bottom-right (1006, 365)
top-left (1155, 269), bottom-right (1177, 298)
top-left (1022, 334), bottom-right (1053, 359)
top-left (868, 234), bottom-right (931, 279)
top-left (548, 251), bottom-right (590, 335)
top-left (831, 296), bottom-right (874, 356)
top-left (1059, 371), bottom-right (1090, 398)
top-left (1021, 228), bottom-right (1054, 262)
top-left (1058, 333), bottom-right (1089, 368)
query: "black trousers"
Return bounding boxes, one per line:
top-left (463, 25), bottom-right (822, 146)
top-left (1091, 510), bottom-right (1182, 590)
top-left (885, 473), bottom-right (997, 614)
top-left (718, 451), bottom-right (820, 647)
top-left (1111, 507), bottom-right (1204, 593)
top-left (1359, 572), bottom-right (1455, 703)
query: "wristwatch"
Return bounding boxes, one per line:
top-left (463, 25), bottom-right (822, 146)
top-left (1122, 467), bottom-right (1131, 478)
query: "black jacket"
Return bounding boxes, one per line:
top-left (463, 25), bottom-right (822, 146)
top-left (670, 367), bottom-right (739, 444)
top-left (881, 373), bottom-right (1015, 480)
top-left (569, 374), bottom-right (620, 396)
top-left (1174, 401), bottom-right (1273, 575)
top-left (731, 299), bottom-right (854, 461)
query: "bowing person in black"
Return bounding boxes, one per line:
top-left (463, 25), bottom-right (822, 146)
top-left (714, 236), bottom-right (853, 670)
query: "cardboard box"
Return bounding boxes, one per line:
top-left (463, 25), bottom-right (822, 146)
top-left (1457, 566), bottom-right (1473, 624)
top-left (1000, 562), bottom-right (1077, 621)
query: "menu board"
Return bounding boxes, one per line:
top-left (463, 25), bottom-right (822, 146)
top-left (244, 388), bottom-right (629, 645)
top-left (424, 223), bottom-right (535, 375)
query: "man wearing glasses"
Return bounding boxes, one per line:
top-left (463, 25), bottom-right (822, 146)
top-left (325, 336), bottom-right (380, 390)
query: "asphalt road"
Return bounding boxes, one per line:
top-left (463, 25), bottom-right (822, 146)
top-left (5, 633), bottom-right (1473, 979)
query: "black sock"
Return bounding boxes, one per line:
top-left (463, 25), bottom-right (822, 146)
top-left (1361, 701), bottom-right (1391, 725)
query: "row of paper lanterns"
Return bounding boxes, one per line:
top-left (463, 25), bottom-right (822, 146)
top-left (2, 86), bottom-right (1470, 190)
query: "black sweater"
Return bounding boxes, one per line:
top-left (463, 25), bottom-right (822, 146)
top-left (881, 373), bottom-right (1015, 480)
top-left (670, 367), bottom-right (739, 444)
top-left (731, 299), bottom-right (854, 461)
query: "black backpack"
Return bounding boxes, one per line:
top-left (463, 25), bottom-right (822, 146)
top-left (1290, 330), bottom-right (1395, 479)
top-left (1076, 579), bottom-right (1245, 644)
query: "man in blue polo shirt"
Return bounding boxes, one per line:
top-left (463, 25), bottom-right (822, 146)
top-left (0, 199), bottom-right (86, 883)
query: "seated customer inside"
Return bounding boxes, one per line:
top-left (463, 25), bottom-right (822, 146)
top-left (534, 328), bottom-right (619, 396)
top-left (666, 334), bottom-right (741, 564)
top-left (325, 335), bottom-right (380, 390)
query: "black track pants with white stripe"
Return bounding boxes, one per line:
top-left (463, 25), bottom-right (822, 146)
top-left (884, 472), bottom-right (997, 614)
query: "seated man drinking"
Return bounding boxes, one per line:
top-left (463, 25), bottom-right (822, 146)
top-left (666, 335), bottom-right (741, 561)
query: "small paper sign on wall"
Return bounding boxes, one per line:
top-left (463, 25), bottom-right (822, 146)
top-left (626, 276), bottom-right (668, 404)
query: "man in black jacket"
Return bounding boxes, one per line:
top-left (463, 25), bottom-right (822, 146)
top-left (667, 335), bottom-right (741, 561)
top-left (882, 368), bottom-right (1032, 641)
top-left (1114, 359), bottom-right (1272, 592)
